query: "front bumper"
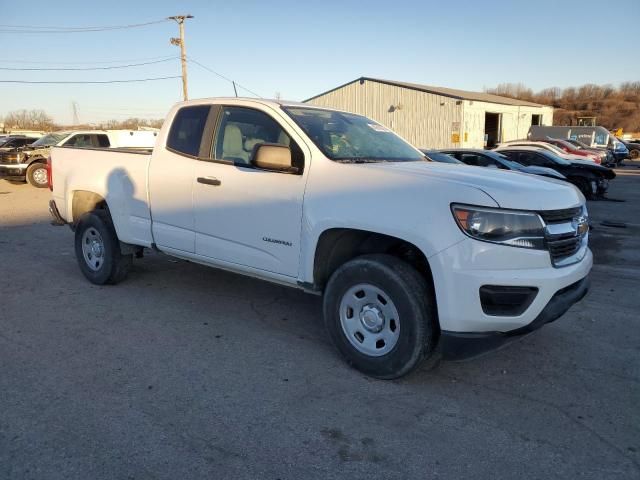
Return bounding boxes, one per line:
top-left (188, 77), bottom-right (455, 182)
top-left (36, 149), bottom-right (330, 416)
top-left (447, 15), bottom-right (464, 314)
top-left (0, 163), bottom-right (28, 180)
top-left (440, 276), bottom-right (589, 359)
top-left (612, 151), bottom-right (628, 162)
top-left (429, 235), bottom-right (593, 359)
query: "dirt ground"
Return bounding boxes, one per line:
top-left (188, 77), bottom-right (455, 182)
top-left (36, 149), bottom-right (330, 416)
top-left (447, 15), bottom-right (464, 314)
top-left (1, 166), bottom-right (639, 479)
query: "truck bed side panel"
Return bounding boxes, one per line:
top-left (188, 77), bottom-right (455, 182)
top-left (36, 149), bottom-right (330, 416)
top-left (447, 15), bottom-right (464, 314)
top-left (51, 146), bottom-right (154, 247)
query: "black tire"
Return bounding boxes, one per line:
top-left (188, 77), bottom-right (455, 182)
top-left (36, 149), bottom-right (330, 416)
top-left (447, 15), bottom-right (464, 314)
top-left (74, 211), bottom-right (132, 285)
top-left (323, 254), bottom-right (438, 379)
top-left (630, 149), bottom-right (639, 160)
top-left (26, 162), bottom-right (48, 188)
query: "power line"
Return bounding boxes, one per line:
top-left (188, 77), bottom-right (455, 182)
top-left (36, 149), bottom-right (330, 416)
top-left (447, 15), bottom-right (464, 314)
top-left (0, 57), bottom-right (178, 71)
top-left (0, 19), bottom-right (169, 33)
top-left (187, 56), bottom-right (262, 98)
top-left (0, 76), bottom-right (180, 84)
top-left (0, 55), bottom-right (176, 65)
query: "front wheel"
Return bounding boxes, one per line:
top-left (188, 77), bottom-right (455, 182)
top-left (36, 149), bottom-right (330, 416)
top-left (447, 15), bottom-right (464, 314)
top-left (26, 162), bottom-right (48, 188)
top-left (323, 254), bottom-right (438, 379)
top-left (629, 149), bottom-right (639, 160)
top-left (74, 211), bottom-right (132, 285)
top-left (571, 177), bottom-right (594, 200)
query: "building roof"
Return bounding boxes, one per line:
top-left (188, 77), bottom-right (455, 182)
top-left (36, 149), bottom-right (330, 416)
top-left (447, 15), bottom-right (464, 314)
top-left (305, 77), bottom-right (547, 108)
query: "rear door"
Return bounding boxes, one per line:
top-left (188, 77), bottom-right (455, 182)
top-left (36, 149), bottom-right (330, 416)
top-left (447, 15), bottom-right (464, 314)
top-left (192, 105), bottom-right (307, 277)
top-left (148, 105), bottom-right (213, 253)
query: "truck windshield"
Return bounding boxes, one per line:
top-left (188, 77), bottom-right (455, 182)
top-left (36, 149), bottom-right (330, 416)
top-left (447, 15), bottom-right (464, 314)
top-left (282, 107), bottom-right (425, 162)
top-left (31, 133), bottom-right (68, 147)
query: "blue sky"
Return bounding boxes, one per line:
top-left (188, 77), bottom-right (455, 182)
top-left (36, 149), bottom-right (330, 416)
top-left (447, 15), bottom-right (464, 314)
top-left (1, 0), bottom-right (638, 124)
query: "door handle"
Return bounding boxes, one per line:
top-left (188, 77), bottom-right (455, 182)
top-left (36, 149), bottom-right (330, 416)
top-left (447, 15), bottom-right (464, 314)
top-left (197, 176), bottom-right (221, 186)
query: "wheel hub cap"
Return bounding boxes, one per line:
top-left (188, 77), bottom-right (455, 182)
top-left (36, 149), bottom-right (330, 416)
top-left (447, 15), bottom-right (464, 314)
top-left (91, 241), bottom-right (103, 257)
top-left (338, 283), bottom-right (400, 357)
top-left (81, 227), bottom-right (105, 271)
top-left (360, 304), bottom-right (384, 333)
top-left (33, 168), bottom-right (47, 184)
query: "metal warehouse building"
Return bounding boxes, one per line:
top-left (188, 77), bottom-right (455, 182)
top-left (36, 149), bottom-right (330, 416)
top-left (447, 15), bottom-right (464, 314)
top-left (304, 77), bottom-right (554, 149)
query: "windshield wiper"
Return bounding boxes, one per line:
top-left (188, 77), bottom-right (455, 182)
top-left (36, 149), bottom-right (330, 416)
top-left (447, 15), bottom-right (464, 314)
top-left (334, 157), bottom-right (384, 164)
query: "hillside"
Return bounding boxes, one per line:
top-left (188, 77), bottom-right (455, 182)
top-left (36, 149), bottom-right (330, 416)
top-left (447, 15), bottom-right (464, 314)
top-left (485, 83), bottom-right (640, 133)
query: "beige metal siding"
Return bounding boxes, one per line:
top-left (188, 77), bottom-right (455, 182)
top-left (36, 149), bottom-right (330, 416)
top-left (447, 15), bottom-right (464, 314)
top-left (305, 79), bottom-right (553, 149)
top-left (306, 79), bottom-right (462, 148)
top-left (462, 102), bottom-right (555, 148)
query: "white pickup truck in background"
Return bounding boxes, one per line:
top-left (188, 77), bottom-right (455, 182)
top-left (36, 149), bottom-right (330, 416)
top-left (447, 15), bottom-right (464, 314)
top-left (0, 129), bottom-right (158, 187)
top-left (49, 98), bottom-right (592, 379)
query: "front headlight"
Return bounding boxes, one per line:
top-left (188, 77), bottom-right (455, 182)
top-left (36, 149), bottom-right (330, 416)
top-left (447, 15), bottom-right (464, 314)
top-left (451, 204), bottom-right (545, 249)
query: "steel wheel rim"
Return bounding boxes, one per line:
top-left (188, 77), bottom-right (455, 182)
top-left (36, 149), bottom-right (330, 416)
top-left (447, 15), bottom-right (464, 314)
top-left (339, 283), bottom-right (400, 357)
top-left (32, 167), bottom-right (47, 185)
top-left (81, 228), bottom-right (105, 271)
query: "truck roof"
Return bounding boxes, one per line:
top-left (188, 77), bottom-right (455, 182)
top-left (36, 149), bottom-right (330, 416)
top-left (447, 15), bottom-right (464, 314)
top-left (173, 97), bottom-right (353, 113)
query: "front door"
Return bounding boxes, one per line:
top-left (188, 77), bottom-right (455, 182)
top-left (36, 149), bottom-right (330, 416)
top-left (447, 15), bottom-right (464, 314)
top-left (193, 106), bottom-right (307, 277)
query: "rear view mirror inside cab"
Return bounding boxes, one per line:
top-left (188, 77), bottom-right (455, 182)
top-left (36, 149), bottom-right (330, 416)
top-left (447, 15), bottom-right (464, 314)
top-left (251, 143), bottom-right (298, 173)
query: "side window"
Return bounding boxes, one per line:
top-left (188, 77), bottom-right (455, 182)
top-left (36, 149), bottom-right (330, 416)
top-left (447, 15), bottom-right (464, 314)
top-left (461, 154), bottom-right (494, 167)
top-left (594, 131), bottom-right (607, 146)
top-left (167, 105), bottom-right (211, 157)
top-left (63, 135), bottom-right (78, 146)
top-left (215, 107), bottom-right (291, 165)
top-left (460, 154), bottom-right (479, 166)
top-left (65, 134), bottom-right (92, 147)
top-left (93, 135), bottom-right (110, 148)
top-left (512, 152), bottom-right (533, 165)
top-left (521, 153), bottom-right (548, 167)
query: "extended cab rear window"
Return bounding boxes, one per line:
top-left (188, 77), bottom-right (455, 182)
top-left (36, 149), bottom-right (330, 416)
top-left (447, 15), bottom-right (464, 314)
top-left (167, 105), bottom-right (211, 157)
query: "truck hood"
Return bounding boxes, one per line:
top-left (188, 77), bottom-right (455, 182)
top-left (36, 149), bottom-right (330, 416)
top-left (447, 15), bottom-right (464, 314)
top-left (364, 161), bottom-right (583, 210)
top-left (568, 159), bottom-right (616, 179)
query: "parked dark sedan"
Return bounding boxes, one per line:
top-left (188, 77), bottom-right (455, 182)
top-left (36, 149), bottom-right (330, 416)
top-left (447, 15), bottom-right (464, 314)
top-left (420, 149), bottom-right (462, 164)
top-left (496, 146), bottom-right (615, 198)
top-left (439, 148), bottom-right (567, 181)
top-left (621, 140), bottom-right (640, 160)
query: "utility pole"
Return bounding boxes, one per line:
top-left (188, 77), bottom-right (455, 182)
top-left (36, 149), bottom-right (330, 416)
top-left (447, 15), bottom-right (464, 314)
top-left (168, 15), bottom-right (193, 101)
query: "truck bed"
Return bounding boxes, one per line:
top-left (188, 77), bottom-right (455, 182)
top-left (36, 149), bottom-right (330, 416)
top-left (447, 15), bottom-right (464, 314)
top-left (50, 146), bottom-right (154, 247)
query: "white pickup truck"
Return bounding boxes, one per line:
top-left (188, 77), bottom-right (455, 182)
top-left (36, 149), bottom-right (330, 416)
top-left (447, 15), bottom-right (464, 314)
top-left (1, 129), bottom-right (158, 187)
top-left (49, 98), bottom-right (592, 379)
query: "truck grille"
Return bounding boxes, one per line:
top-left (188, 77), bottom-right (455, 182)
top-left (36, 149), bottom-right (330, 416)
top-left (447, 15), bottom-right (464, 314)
top-left (537, 207), bottom-right (582, 224)
top-left (538, 206), bottom-right (588, 267)
top-left (0, 153), bottom-right (20, 165)
top-left (547, 235), bottom-right (582, 262)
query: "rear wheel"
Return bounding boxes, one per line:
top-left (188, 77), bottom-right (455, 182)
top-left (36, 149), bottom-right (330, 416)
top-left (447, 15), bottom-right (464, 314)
top-left (74, 211), bottom-right (132, 285)
top-left (323, 254), bottom-right (438, 379)
top-left (26, 162), bottom-right (48, 188)
top-left (630, 149), bottom-right (639, 160)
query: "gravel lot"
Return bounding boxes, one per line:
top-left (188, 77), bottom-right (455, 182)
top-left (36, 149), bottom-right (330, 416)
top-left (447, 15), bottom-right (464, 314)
top-left (1, 167), bottom-right (639, 480)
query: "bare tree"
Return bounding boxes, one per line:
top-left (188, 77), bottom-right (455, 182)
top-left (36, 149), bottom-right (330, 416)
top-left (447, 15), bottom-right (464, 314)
top-left (94, 118), bottom-right (164, 130)
top-left (4, 109), bottom-right (54, 131)
top-left (483, 83), bottom-right (640, 131)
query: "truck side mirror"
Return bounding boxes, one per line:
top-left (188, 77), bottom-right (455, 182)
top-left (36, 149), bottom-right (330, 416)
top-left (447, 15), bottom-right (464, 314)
top-left (251, 143), bottom-right (297, 173)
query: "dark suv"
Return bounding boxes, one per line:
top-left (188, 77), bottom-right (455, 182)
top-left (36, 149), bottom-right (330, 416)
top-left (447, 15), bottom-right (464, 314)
top-left (0, 136), bottom-right (38, 151)
top-left (497, 147), bottom-right (615, 198)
